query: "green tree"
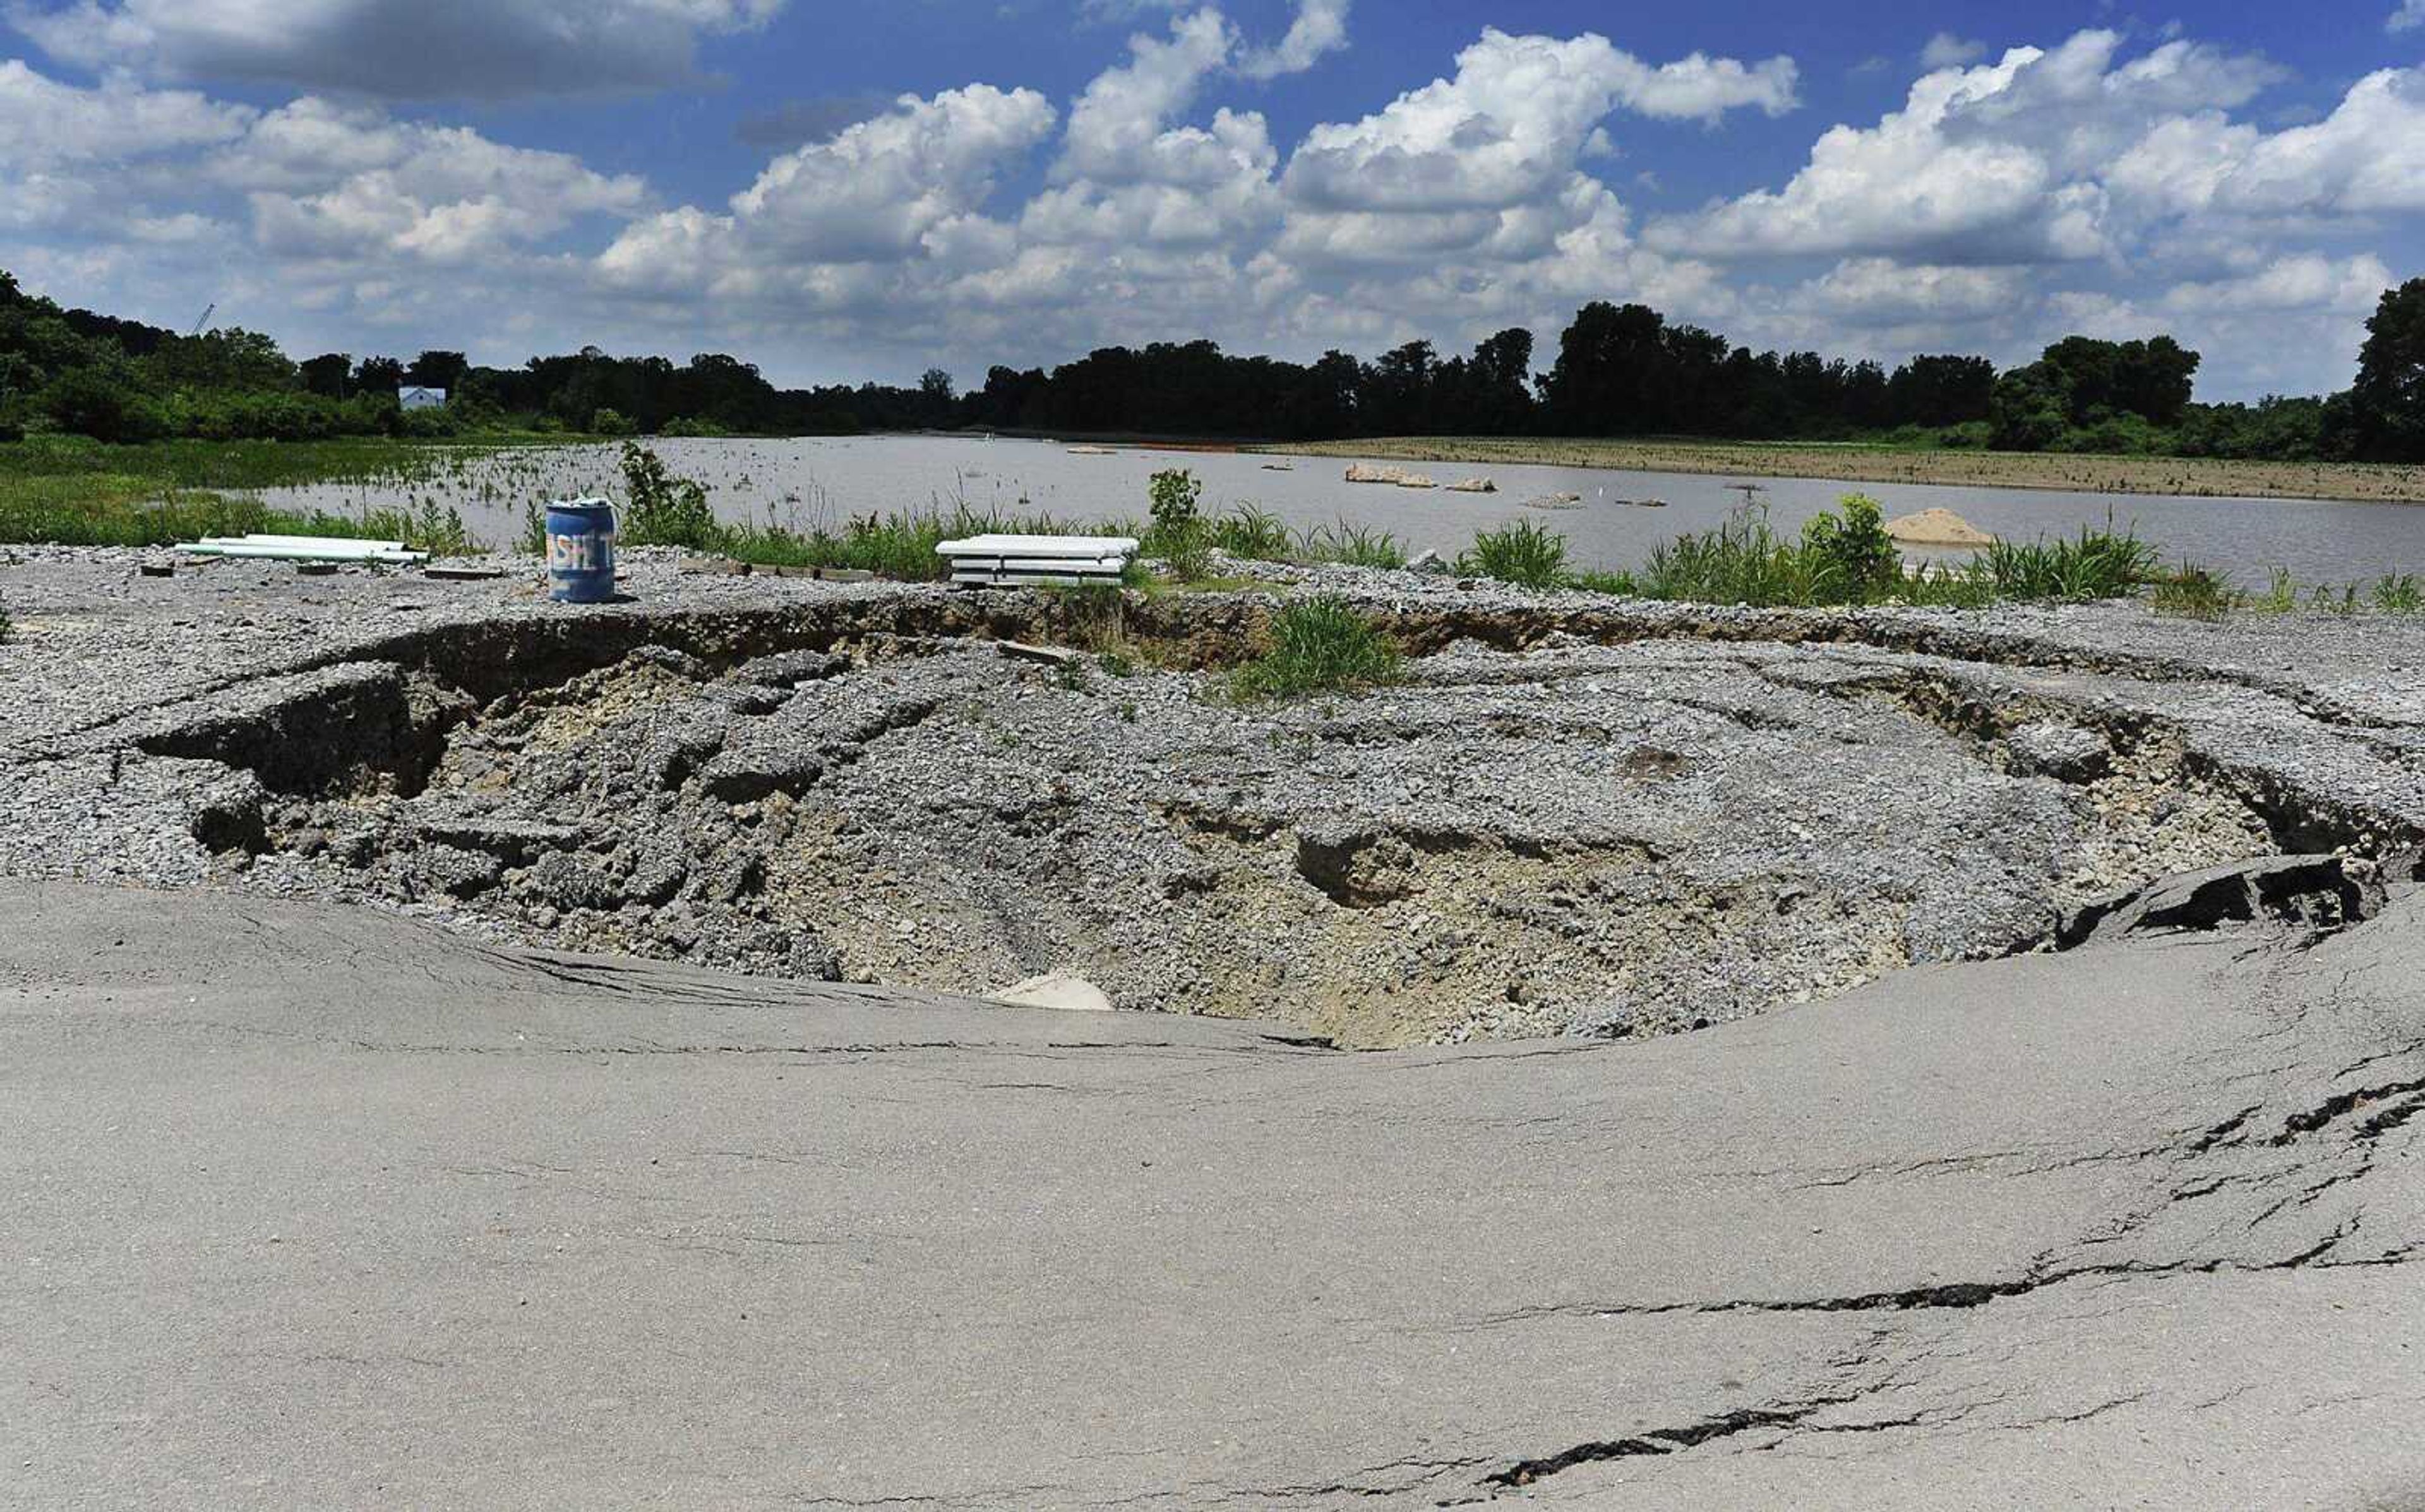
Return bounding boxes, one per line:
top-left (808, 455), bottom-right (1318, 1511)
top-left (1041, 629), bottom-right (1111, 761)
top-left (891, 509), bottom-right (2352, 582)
top-left (2345, 278), bottom-right (2425, 461)
top-left (1990, 364), bottom-right (2071, 451)
top-left (406, 350), bottom-right (469, 391)
top-left (299, 353), bottom-right (351, 398)
top-left (354, 355), bottom-right (406, 395)
top-left (42, 366), bottom-right (167, 442)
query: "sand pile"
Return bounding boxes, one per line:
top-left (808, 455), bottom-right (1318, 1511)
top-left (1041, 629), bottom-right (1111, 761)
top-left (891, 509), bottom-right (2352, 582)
top-left (1886, 508), bottom-right (1996, 546)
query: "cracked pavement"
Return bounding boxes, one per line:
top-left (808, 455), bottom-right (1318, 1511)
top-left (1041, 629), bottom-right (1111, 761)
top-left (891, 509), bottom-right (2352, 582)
top-left (7, 877), bottom-right (2423, 1508)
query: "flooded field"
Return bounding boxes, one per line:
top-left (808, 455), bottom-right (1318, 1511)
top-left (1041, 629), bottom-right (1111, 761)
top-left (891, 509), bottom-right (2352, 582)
top-left (258, 434), bottom-right (2425, 584)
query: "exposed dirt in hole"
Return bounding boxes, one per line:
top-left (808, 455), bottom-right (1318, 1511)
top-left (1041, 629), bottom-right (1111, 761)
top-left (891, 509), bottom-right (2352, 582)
top-left (159, 595), bottom-right (2398, 1049)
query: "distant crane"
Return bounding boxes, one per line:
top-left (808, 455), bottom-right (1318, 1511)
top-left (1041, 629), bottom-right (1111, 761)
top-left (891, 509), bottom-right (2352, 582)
top-left (188, 302), bottom-right (215, 337)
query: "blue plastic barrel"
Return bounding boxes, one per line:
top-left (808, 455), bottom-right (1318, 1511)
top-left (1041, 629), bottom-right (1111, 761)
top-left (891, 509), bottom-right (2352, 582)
top-left (545, 499), bottom-right (618, 604)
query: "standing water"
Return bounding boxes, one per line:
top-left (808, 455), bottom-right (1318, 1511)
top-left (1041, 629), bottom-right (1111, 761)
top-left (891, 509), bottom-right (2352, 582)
top-left (256, 434), bottom-right (2425, 585)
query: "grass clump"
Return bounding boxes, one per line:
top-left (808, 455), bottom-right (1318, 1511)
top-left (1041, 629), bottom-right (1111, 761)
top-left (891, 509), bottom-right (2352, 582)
top-left (1232, 597), bottom-right (1403, 699)
top-left (2150, 566), bottom-right (2236, 620)
top-left (1207, 503), bottom-right (1289, 562)
top-left (1560, 494), bottom-right (2163, 609)
top-left (1459, 517), bottom-right (1569, 587)
top-left (359, 497), bottom-right (479, 555)
top-left (1295, 519), bottom-right (1408, 570)
top-left (2151, 565), bottom-right (2425, 621)
top-left (1638, 507), bottom-right (1814, 605)
top-left (1641, 495), bottom-right (1906, 606)
top-left (1977, 521), bottom-right (2160, 600)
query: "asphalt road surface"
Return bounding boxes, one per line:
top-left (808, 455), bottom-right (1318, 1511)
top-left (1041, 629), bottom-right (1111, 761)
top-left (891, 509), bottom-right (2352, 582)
top-left (6, 879), bottom-right (2422, 1509)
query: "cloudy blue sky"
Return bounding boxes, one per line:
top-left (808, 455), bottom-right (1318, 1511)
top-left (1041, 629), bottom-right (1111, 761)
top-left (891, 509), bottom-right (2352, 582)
top-left (3, 0), bottom-right (2421, 399)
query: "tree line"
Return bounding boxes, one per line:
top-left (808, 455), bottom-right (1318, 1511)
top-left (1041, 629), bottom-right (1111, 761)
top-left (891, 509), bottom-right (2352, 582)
top-left (4, 265), bottom-right (2421, 463)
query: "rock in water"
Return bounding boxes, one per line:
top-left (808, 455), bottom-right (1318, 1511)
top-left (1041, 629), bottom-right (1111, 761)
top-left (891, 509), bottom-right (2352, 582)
top-left (987, 972), bottom-right (1117, 1013)
top-left (1886, 508), bottom-right (1997, 546)
top-left (1344, 463), bottom-right (1437, 488)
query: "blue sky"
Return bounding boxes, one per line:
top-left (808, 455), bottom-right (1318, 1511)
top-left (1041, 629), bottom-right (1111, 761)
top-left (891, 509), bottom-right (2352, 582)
top-left (3, 0), bottom-right (2421, 399)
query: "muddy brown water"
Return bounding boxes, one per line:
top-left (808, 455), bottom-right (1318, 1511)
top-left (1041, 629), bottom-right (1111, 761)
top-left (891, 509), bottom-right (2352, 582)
top-left (255, 436), bottom-right (2425, 586)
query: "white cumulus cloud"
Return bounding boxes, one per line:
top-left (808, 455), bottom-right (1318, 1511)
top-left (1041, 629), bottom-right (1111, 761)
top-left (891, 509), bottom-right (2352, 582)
top-left (1238, 0), bottom-right (1349, 80)
top-left (1648, 30), bottom-right (2292, 264)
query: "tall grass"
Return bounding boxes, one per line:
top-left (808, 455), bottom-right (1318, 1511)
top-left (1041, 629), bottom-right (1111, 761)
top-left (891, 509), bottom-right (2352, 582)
top-left (1459, 518), bottom-right (1569, 587)
top-left (1640, 508), bottom-right (1813, 605)
top-left (714, 504), bottom-right (1080, 580)
top-left (1232, 597), bottom-right (1403, 698)
top-left (1135, 501), bottom-right (1406, 572)
top-left (1207, 503), bottom-right (1290, 561)
top-left (1489, 494), bottom-right (2177, 611)
top-left (2148, 565), bottom-right (2425, 621)
top-left (1975, 523), bottom-right (2160, 600)
top-left (1296, 519), bottom-right (1408, 570)
top-left (0, 433), bottom-right (527, 492)
top-left (0, 473), bottom-right (481, 552)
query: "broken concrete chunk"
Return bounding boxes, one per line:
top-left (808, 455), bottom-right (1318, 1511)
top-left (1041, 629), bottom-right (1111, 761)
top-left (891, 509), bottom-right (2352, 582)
top-left (732, 650), bottom-right (851, 689)
top-left (409, 814), bottom-right (584, 865)
top-left (999, 640), bottom-right (1078, 668)
top-left (188, 770), bottom-right (269, 855)
top-left (986, 972), bottom-right (1116, 1013)
top-left (518, 850), bottom-right (628, 913)
top-left (2081, 854), bottom-right (2383, 945)
top-left (412, 842), bottom-right (506, 899)
top-left (2006, 721), bottom-right (2112, 782)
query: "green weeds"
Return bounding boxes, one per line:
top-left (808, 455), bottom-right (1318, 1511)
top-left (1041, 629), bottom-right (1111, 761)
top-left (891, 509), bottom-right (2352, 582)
top-left (1232, 597), bottom-right (1403, 699)
top-left (2149, 565), bottom-right (2425, 620)
top-left (1459, 518), bottom-right (1569, 588)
